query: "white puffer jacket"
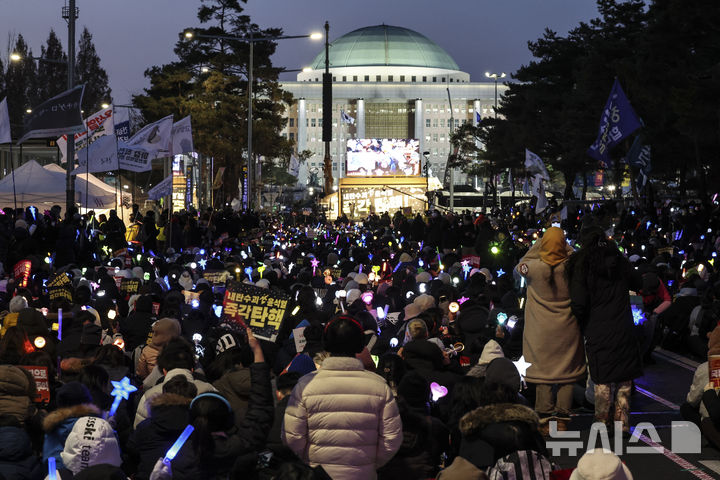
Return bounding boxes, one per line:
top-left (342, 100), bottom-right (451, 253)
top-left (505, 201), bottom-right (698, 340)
top-left (282, 356), bottom-right (403, 480)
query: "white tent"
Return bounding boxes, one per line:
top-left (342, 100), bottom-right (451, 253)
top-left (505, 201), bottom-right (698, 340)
top-left (0, 160), bottom-right (116, 210)
top-left (43, 163), bottom-right (130, 210)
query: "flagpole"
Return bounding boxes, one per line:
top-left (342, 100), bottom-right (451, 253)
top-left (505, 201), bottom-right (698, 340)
top-left (10, 143), bottom-right (17, 212)
top-left (115, 134), bottom-right (124, 223)
top-left (85, 124), bottom-right (89, 211)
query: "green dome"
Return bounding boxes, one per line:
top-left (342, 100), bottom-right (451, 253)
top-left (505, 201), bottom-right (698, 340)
top-left (310, 25), bottom-right (460, 71)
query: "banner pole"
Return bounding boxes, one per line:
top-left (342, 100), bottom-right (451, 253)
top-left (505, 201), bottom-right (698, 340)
top-left (85, 124), bottom-right (89, 211)
top-left (10, 143), bottom-right (17, 212)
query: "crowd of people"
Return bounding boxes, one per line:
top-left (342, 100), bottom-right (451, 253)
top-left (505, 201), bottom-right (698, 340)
top-left (0, 198), bottom-right (718, 479)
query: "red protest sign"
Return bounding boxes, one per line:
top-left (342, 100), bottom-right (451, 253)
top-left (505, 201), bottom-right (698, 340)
top-left (13, 260), bottom-right (32, 288)
top-left (19, 365), bottom-right (51, 404)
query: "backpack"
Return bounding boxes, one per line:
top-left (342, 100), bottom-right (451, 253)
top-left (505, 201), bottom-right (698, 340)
top-left (486, 450), bottom-right (558, 480)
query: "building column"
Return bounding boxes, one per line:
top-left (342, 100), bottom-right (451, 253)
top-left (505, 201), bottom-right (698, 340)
top-left (297, 98), bottom-right (307, 152)
top-left (473, 99), bottom-right (481, 125)
top-left (414, 98), bottom-right (424, 174)
top-left (356, 98), bottom-right (365, 139)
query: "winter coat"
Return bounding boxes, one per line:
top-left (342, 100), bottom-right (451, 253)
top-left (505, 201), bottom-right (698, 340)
top-left (60, 416), bottom-right (122, 474)
top-left (569, 248), bottom-right (643, 384)
top-left (282, 356), bottom-right (403, 480)
top-left (516, 238), bottom-right (586, 384)
top-left (437, 456), bottom-right (489, 480)
top-left (120, 296), bottom-right (155, 350)
top-left (134, 368), bottom-right (216, 428)
top-left (136, 344), bottom-right (161, 380)
top-left (0, 425), bottom-right (43, 480)
top-left (466, 340), bottom-right (504, 378)
top-left (402, 339), bottom-right (462, 396)
top-left (686, 361), bottom-right (710, 419)
top-left (0, 365), bottom-right (37, 424)
top-left (213, 366), bottom-right (251, 428)
top-left (126, 393), bottom-right (200, 480)
top-left (457, 403), bottom-right (547, 470)
top-left (42, 404), bottom-right (101, 469)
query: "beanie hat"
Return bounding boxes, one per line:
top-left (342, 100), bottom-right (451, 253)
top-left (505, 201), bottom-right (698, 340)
top-left (178, 271), bottom-right (193, 291)
top-left (56, 381), bottom-right (93, 408)
top-left (9, 295), bottom-right (28, 313)
top-left (345, 280), bottom-right (359, 291)
top-left (397, 372), bottom-right (430, 407)
top-left (61, 416), bottom-right (122, 474)
top-left (255, 279), bottom-right (270, 289)
top-left (404, 303), bottom-right (421, 321)
top-left (287, 353), bottom-right (317, 376)
top-left (354, 273), bottom-right (369, 285)
top-left (415, 272), bottom-right (432, 284)
top-left (708, 325), bottom-right (720, 357)
top-left (413, 294), bottom-right (435, 312)
top-left (485, 357), bottom-right (521, 393)
top-left (132, 266), bottom-right (144, 280)
top-left (14, 219), bottom-right (28, 231)
top-left (437, 271), bottom-right (451, 285)
top-left (569, 449), bottom-right (633, 480)
top-left (346, 288), bottom-right (361, 305)
top-left (398, 253), bottom-right (413, 263)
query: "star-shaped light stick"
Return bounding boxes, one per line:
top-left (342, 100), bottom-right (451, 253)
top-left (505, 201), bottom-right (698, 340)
top-left (496, 268), bottom-right (506, 277)
top-left (513, 356), bottom-right (532, 385)
top-left (310, 258), bottom-right (320, 275)
top-left (461, 260), bottom-right (471, 280)
top-left (109, 376), bottom-right (137, 418)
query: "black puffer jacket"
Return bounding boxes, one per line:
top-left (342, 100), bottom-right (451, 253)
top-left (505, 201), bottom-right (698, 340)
top-left (0, 425), bottom-right (43, 480)
top-left (120, 295), bottom-right (156, 350)
top-left (569, 248), bottom-right (643, 384)
top-left (457, 403), bottom-right (547, 470)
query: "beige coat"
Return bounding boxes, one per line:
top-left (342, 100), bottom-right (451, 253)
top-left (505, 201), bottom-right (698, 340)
top-left (516, 240), bottom-right (586, 384)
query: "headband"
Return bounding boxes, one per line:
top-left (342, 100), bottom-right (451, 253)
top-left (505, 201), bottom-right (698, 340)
top-left (190, 392), bottom-right (232, 412)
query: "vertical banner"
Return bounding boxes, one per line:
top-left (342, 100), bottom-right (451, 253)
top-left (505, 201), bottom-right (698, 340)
top-left (114, 106), bottom-right (131, 142)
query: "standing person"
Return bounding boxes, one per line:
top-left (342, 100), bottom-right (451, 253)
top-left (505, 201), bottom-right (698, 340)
top-left (516, 227), bottom-right (585, 431)
top-left (567, 226), bottom-right (643, 434)
top-left (282, 315), bottom-right (403, 479)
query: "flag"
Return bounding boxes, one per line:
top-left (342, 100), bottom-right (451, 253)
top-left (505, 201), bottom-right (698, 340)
top-left (587, 78), bottom-right (642, 166)
top-left (148, 174), bottom-right (173, 200)
top-left (0, 97), bottom-right (10, 144)
top-left (531, 174), bottom-right (548, 213)
top-left (340, 110), bottom-right (355, 125)
top-left (475, 110), bottom-right (481, 124)
top-left (626, 135), bottom-right (651, 171)
top-left (114, 106), bottom-right (131, 142)
top-left (58, 105), bottom-right (115, 162)
top-left (288, 153), bottom-right (300, 177)
top-left (71, 134), bottom-right (119, 174)
top-left (18, 85), bottom-right (85, 144)
top-left (170, 115), bottom-right (194, 156)
top-left (525, 149), bottom-right (550, 181)
top-left (125, 114), bottom-right (173, 157)
top-left (522, 176), bottom-right (530, 195)
top-left (117, 143), bottom-right (153, 172)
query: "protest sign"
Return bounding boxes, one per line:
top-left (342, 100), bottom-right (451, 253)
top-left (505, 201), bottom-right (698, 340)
top-left (293, 327), bottom-right (307, 353)
top-left (710, 356), bottom-right (720, 389)
top-left (203, 270), bottom-right (230, 287)
top-left (13, 260), bottom-right (31, 288)
top-left (222, 282), bottom-right (289, 342)
top-left (120, 278), bottom-right (140, 296)
top-left (19, 366), bottom-right (51, 404)
top-left (47, 273), bottom-right (73, 302)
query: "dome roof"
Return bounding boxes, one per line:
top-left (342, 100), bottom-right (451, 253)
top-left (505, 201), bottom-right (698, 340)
top-left (310, 25), bottom-right (460, 71)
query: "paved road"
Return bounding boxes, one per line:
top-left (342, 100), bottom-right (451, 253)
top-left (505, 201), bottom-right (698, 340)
top-left (553, 348), bottom-right (720, 479)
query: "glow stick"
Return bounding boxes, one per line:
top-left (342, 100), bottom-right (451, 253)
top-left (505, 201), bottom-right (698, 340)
top-left (109, 377), bottom-right (137, 418)
top-left (164, 424), bottom-right (195, 463)
top-left (57, 309), bottom-right (62, 341)
top-left (48, 457), bottom-right (57, 480)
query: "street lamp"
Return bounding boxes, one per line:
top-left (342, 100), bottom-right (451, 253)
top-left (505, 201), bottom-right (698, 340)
top-left (485, 72), bottom-right (506, 120)
top-left (182, 28), bottom-right (320, 211)
top-left (10, 53), bottom-right (68, 66)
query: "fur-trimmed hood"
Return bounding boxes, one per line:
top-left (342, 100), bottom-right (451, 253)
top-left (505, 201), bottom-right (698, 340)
top-left (43, 403), bottom-right (101, 432)
top-left (149, 393), bottom-right (192, 414)
top-left (459, 403), bottom-right (539, 437)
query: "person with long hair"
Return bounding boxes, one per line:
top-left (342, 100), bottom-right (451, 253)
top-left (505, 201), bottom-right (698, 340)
top-left (516, 226), bottom-right (585, 431)
top-left (567, 226), bottom-right (643, 434)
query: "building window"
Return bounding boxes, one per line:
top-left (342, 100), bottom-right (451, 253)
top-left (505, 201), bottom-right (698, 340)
top-left (289, 132), bottom-right (294, 140)
top-left (342, 76), bottom-right (347, 82)
top-left (433, 77), bottom-right (437, 82)
top-left (422, 76), bottom-right (427, 82)
top-left (425, 119), bottom-right (431, 128)
top-left (388, 75), bottom-right (393, 82)
top-left (376, 75), bottom-right (381, 82)
top-left (319, 118), bottom-right (323, 126)
top-left (364, 75), bottom-right (369, 82)
top-left (400, 75), bottom-right (405, 82)
top-left (289, 118), bottom-right (294, 127)
top-left (433, 119), bottom-right (438, 128)
top-left (450, 78), bottom-right (453, 82)
top-left (311, 118), bottom-right (316, 127)
top-left (306, 119), bottom-right (309, 127)
top-left (433, 134), bottom-right (438, 142)
top-left (333, 76), bottom-right (336, 81)
top-left (411, 75), bottom-right (416, 82)
top-left (353, 75), bottom-right (358, 81)
top-left (425, 135), bottom-right (431, 142)
top-left (442, 77), bottom-right (446, 82)
top-left (455, 119), bottom-right (460, 127)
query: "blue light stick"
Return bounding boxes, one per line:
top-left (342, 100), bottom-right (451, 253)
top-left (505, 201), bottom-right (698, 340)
top-left (48, 457), bottom-right (57, 480)
top-left (164, 424), bottom-right (195, 463)
top-left (57, 309), bottom-right (62, 341)
top-left (109, 377), bottom-right (137, 418)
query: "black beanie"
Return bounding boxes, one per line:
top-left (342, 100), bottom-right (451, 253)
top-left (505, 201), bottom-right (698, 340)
top-left (397, 371), bottom-right (430, 407)
top-left (56, 381), bottom-right (92, 408)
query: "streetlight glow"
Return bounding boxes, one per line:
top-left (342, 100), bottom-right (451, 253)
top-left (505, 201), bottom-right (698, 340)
top-left (101, 103), bottom-right (110, 109)
top-left (10, 52), bottom-right (22, 62)
top-left (302, 67), bottom-right (313, 72)
top-left (201, 66), bottom-right (210, 73)
top-left (25, 108), bottom-right (32, 114)
top-left (310, 32), bottom-right (323, 40)
top-left (183, 29), bottom-right (194, 39)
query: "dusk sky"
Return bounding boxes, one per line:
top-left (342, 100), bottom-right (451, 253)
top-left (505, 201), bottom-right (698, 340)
top-left (2, 0), bottom-right (601, 106)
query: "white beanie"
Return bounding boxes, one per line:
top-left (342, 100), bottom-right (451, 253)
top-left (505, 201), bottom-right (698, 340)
top-left (255, 279), bottom-right (270, 289)
top-left (415, 271), bottom-right (432, 283)
top-left (9, 295), bottom-right (28, 313)
top-left (132, 266), bottom-right (144, 279)
top-left (414, 293), bottom-right (436, 312)
top-left (346, 288), bottom-right (361, 305)
top-left (569, 449), bottom-right (633, 480)
top-left (61, 416), bottom-right (122, 474)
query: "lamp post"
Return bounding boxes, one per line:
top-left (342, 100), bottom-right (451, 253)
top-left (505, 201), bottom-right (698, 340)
top-left (182, 28), bottom-right (321, 211)
top-left (484, 71), bottom-right (505, 210)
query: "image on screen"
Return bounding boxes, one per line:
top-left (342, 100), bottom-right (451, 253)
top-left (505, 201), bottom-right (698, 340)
top-left (346, 139), bottom-right (420, 177)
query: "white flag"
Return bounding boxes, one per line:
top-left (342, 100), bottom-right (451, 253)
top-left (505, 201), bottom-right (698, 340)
top-left (170, 115), bottom-right (193, 156)
top-left (71, 134), bottom-right (119, 174)
top-left (532, 174), bottom-right (548, 213)
top-left (126, 114), bottom-right (173, 158)
top-left (148, 174), bottom-right (173, 200)
top-left (340, 110), bottom-right (355, 125)
top-left (0, 97), bottom-right (11, 144)
top-left (288, 153), bottom-right (300, 177)
top-left (117, 141), bottom-right (153, 172)
top-left (58, 105), bottom-right (115, 162)
top-left (525, 149), bottom-right (550, 181)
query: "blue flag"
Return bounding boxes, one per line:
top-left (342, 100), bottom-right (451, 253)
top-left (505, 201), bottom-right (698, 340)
top-left (587, 79), bottom-right (642, 167)
top-left (626, 135), bottom-right (651, 188)
top-left (475, 110), bottom-right (481, 124)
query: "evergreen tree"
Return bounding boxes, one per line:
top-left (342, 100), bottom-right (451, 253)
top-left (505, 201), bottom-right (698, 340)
top-left (37, 29), bottom-right (68, 101)
top-left (76, 27), bottom-right (112, 113)
top-left (134, 0), bottom-right (294, 200)
top-left (4, 34), bottom-right (39, 139)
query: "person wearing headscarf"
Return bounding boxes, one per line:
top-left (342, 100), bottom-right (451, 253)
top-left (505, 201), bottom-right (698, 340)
top-left (516, 227), bottom-right (585, 430)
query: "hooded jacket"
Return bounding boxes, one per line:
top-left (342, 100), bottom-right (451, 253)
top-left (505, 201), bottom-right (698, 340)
top-left (61, 416), bottom-right (122, 475)
top-left (0, 425), bottom-right (43, 480)
top-left (0, 365), bottom-right (36, 424)
top-left (516, 232), bottom-right (586, 384)
top-left (467, 340), bottom-right (504, 378)
top-left (212, 366), bottom-right (251, 428)
top-left (120, 295), bottom-right (156, 350)
top-left (282, 356), bottom-right (403, 480)
top-left (42, 403), bottom-right (101, 469)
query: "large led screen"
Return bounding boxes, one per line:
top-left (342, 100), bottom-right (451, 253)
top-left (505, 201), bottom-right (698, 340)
top-left (346, 138), bottom-right (420, 177)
